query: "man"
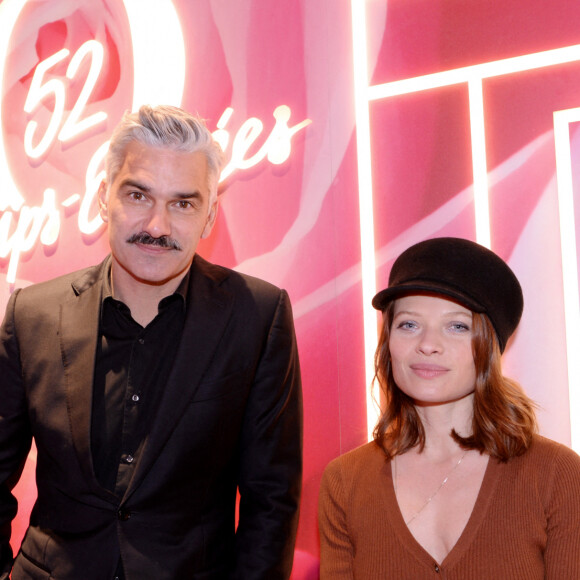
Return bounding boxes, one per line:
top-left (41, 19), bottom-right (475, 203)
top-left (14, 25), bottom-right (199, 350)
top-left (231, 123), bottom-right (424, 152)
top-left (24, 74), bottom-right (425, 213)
top-left (0, 105), bottom-right (302, 579)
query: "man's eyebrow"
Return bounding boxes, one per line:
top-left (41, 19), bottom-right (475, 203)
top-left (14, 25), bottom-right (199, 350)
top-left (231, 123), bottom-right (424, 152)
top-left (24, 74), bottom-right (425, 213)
top-left (174, 191), bottom-right (202, 199)
top-left (118, 181), bottom-right (202, 199)
top-left (118, 178), bottom-right (150, 192)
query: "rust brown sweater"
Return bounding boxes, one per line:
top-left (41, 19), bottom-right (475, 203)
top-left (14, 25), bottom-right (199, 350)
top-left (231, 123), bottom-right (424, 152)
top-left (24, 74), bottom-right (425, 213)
top-left (318, 435), bottom-right (580, 579)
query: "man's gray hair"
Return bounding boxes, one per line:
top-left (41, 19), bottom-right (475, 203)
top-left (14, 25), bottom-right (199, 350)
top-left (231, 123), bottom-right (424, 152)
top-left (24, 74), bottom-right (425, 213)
top-left (105, 105), bottom-right (225, 205)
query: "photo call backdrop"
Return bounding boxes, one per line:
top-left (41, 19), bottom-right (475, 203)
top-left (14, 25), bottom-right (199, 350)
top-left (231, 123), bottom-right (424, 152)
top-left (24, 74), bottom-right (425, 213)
top-left (1, 0), bottom-right (580, 575)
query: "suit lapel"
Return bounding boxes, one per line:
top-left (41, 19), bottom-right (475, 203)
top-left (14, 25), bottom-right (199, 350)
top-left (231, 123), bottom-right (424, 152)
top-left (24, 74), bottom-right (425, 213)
top-left (60, 258), bottom-right (115, 499)
top-left (123, 256), bottom-right (233, 500)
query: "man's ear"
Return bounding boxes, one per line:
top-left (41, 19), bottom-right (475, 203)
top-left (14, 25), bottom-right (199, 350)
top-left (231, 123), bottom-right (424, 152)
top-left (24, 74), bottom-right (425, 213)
top-left (98, 180), bottom-right (109, 222)
top-left (201, 200), bottom-right (219, 239)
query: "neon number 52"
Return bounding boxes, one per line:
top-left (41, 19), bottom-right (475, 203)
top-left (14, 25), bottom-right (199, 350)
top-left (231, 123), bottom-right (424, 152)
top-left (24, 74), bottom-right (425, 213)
top-left (23, 48), bottom-right (68, 159)
top-left (23, 40), bottom-right (107, 159)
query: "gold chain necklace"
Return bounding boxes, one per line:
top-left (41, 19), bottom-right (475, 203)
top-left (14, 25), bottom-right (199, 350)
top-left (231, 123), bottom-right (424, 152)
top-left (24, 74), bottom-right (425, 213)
top-left (394, 451), bottom-right (468, 526)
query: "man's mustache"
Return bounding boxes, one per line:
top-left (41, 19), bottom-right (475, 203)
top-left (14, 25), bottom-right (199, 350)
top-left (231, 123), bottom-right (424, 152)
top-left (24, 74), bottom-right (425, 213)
top-left (126, 232), bottom-right (182, 251)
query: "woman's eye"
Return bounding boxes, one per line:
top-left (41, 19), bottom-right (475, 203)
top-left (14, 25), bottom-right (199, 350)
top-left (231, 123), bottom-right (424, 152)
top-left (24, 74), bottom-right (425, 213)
top-left (450, 322), bottom-right (469, 332)
top-left (397, 321), bottom-right (417, 330)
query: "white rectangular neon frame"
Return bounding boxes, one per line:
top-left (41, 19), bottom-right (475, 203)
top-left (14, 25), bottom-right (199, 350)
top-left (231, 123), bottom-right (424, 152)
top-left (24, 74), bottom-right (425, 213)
top-left (352, 0), bottom-right (580, 449)
top-left (554, 108), bottom-right (580, 452)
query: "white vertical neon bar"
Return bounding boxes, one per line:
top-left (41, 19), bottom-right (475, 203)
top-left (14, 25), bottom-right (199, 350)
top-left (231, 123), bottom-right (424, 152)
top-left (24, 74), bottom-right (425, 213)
top-left (351, 0), bottom-right (379, 442)
top-left (468, 78), bottom-right (491, 248)
top-left (122, 0), bottom-right (186, 109)
top-left (553, 108), bottom-right (580, 453)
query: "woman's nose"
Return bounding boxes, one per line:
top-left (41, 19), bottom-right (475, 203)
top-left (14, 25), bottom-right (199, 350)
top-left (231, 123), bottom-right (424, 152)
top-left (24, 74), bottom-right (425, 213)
top-left (416, 327), bottom-right (442, 355)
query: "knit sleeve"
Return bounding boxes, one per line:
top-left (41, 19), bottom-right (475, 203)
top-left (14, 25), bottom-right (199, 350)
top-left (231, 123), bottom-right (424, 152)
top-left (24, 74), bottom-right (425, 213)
top-left (318, 458), bottom-right (355, 580)
top-left (544, 442), bottom-right (580, 578)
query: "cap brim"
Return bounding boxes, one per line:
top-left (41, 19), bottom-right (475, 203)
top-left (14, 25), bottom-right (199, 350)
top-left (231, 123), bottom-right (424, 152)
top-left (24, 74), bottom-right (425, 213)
top-left (372, 283), bottom-right (486, 313)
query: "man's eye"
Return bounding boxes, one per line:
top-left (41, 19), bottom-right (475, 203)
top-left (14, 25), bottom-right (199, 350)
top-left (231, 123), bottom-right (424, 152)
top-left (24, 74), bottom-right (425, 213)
top-left (129, 191), bottom-right (145, 200)
top-left (176, 200), bottom-right (193, 209)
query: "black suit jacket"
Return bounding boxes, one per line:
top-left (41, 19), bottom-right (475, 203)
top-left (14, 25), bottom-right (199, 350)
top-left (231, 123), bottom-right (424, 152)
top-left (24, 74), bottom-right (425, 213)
top-left (0, 255), bottom-right (302, 579)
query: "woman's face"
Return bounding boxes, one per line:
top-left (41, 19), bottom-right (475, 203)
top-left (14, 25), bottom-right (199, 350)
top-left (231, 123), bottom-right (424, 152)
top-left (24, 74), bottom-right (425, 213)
top-left (389, 294), bottom-right (476, 406)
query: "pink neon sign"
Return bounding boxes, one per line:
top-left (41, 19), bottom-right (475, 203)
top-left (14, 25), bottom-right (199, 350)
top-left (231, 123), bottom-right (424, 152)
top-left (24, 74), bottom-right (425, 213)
top-left (0, 0), bottom-right (311, 284)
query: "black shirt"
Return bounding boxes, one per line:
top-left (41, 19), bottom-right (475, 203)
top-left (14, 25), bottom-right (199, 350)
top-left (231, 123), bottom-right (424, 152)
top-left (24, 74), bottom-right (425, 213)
top-left (91, 270), bottom-right (187, 495)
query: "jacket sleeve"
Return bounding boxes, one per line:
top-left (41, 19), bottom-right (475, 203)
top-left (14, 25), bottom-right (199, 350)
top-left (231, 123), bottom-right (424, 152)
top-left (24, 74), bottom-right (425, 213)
top-left (544, 442), bottom-right (580, 578)
top-left (318, 459), bottom-right (355, 580)
top-left (0, 290), bottom-right (33, 577)
top-left (232, 289), bottom-right (303, 580)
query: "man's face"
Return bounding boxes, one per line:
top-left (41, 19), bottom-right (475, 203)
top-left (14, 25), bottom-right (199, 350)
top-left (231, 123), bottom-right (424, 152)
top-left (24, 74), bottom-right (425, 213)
top-left (99, 141), bottom-right (216, 293)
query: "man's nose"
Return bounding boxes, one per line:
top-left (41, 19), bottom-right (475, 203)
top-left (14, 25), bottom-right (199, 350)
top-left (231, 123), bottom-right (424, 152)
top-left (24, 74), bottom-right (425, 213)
top-left (144, 204), bottom-right (171, 237)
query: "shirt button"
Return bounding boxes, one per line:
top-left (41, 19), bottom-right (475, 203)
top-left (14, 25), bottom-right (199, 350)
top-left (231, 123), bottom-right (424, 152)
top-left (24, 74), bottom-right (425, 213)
top-left (125, 454), bottom-right (134, 464)
top-left (132, 394), bottom-right (140, 402)
top-left (117, 508), bottom-right (131, 521)
top-left (434, 564), bottom-right (440, 573)
top-left (138, 338), bottom-right (145, 344)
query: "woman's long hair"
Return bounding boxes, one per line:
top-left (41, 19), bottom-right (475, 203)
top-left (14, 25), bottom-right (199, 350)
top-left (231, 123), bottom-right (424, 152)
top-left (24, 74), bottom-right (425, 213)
top-left (373, 301), bottom-right (537, 461)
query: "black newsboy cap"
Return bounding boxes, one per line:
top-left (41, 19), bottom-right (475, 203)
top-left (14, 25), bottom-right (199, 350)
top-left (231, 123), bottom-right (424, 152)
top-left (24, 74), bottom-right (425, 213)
top-left (372, 237), bottom-right (523, 352)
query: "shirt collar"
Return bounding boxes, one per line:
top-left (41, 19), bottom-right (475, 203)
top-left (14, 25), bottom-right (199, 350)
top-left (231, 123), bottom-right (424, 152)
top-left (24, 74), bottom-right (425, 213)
top-left (101, 262), bottom-right (189, 311)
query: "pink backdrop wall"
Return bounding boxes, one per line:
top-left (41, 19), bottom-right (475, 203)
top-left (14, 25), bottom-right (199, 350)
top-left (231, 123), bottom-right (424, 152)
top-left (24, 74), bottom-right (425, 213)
top-left (1, 0), bottom-right (580, 574)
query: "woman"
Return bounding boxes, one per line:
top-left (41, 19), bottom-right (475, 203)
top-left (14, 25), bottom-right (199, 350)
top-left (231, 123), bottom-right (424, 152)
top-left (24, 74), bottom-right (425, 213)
top-left (318, 237), bottom-right (580, 579)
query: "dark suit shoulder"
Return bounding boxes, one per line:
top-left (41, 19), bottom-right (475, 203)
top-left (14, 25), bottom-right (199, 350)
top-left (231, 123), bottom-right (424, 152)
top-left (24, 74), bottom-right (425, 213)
top-left (16, 259), bottom-right (107, 299)
top-left (193, 255), bottom-right (283, 303)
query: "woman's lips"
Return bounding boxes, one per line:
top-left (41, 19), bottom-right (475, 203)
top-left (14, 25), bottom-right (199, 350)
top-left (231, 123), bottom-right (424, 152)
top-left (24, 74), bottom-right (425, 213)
top-left (410, 363), bottom-right (449, 379)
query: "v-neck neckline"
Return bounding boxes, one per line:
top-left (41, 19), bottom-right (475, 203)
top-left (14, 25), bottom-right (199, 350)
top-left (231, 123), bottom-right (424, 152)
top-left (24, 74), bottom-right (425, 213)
top-left (383, 453), bottom-right (502, 569)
